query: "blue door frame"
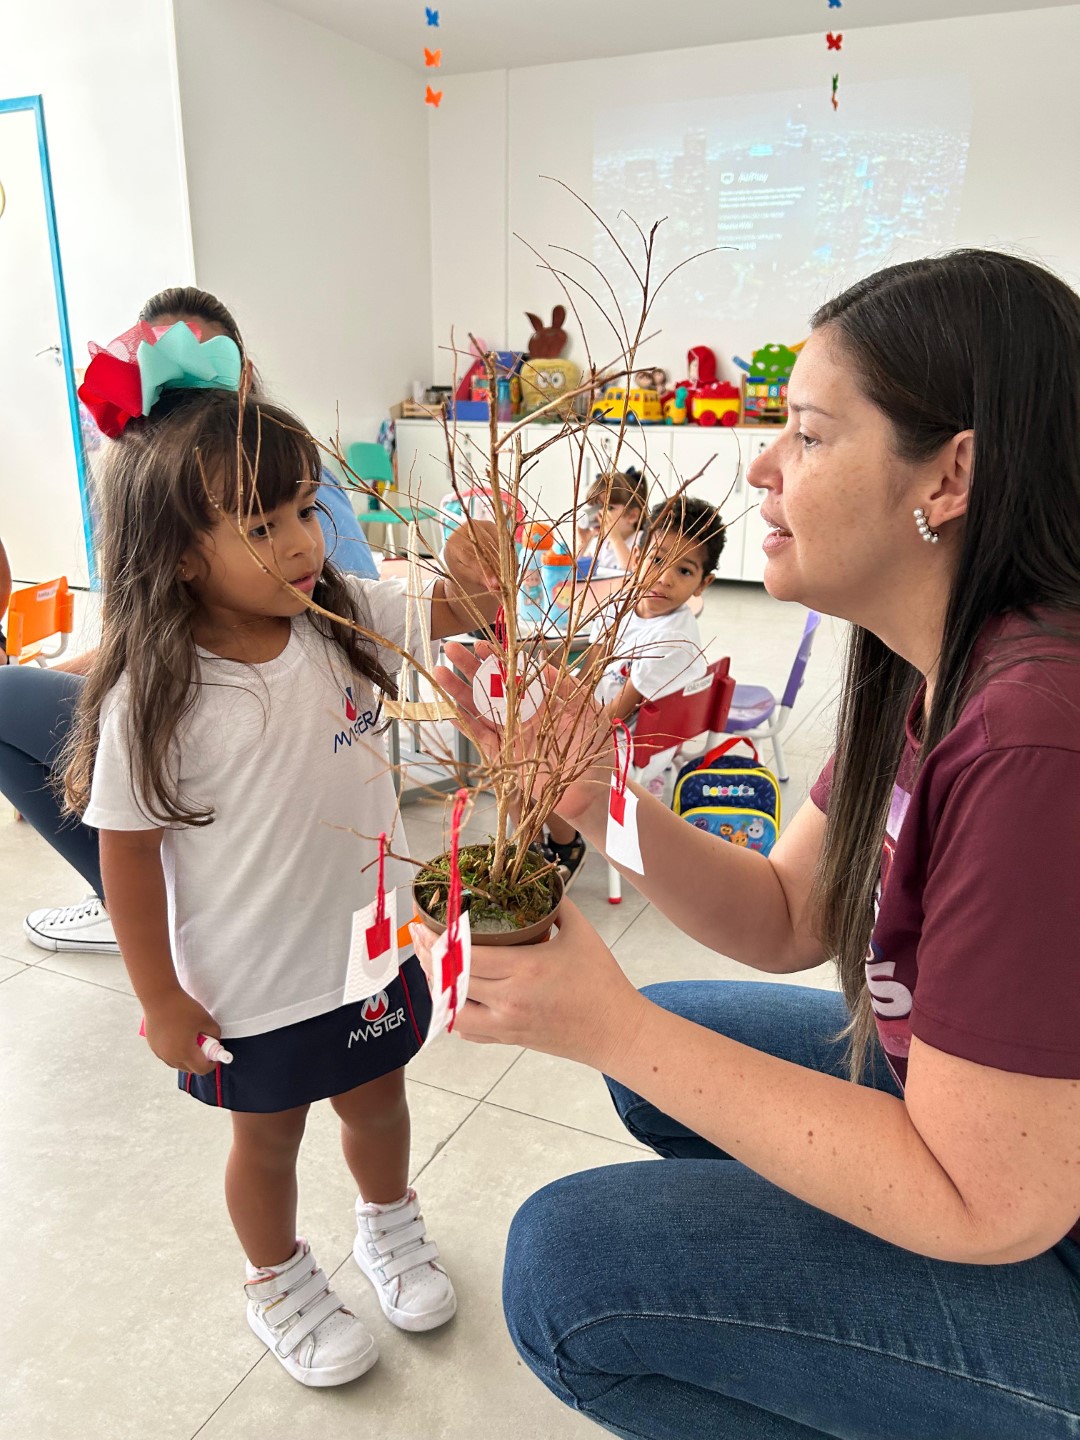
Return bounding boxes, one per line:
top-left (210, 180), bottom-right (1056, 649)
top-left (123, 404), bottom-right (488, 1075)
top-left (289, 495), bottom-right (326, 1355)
top-left (0, 94), bottom-right (94, 582)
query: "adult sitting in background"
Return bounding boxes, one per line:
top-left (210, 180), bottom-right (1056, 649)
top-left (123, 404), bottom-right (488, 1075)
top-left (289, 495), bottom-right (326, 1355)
top-left (0, 286), bottom-right (381, 954)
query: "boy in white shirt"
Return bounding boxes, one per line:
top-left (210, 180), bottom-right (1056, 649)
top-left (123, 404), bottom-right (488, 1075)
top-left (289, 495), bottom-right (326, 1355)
top-left (543, 495), bottom-right (725, 883)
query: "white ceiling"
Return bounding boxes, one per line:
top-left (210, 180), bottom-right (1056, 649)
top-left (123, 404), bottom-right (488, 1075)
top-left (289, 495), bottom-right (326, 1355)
top-left (265, 0), bottom-right (1076, 74)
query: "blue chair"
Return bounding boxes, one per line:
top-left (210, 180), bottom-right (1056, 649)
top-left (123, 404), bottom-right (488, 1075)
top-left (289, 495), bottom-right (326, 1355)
top-left (723, 610), bottom-right (821, 782)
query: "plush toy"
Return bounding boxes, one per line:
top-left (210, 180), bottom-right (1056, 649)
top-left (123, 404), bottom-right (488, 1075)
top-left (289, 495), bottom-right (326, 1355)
top-left (519, 357), bottom-right (582, 418)
top-left (525, 306), bottom-right (568, 359)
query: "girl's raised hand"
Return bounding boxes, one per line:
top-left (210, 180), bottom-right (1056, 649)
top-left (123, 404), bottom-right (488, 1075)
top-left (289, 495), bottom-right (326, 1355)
top-left (411, 898), bottom-right (646, 1069)
top-left (143, 989), bottom-right (222, 1075)
top-left (435, 640), bottom-right (614, 822)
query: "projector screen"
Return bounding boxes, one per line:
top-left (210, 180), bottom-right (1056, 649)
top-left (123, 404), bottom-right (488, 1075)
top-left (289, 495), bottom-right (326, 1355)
top-left (592, 75), bottom-right (973, 370)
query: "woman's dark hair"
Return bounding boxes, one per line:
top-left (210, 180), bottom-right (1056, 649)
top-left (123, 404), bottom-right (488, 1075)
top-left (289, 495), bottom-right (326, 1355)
top-left (140, 287), bottom-right (244, 348)
top-left (63, 388), bottom-right (396, 825)
top-left (811, 250), bottom-right (1080, 1075)
top-left (648, 494), bottom-right (726, 575)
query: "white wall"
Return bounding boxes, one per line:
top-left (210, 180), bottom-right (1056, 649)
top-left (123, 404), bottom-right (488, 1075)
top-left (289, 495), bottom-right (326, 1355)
top-left (429, 5), bottom-right (1080, 384)
top-left (0, 0), bottom-right (194, 353)
top-left (174, 0), bottom-right (433, 448)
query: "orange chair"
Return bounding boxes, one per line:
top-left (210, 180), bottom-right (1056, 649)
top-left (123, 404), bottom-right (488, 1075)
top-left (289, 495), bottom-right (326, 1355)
top-left (4, 576), bottom-right (74, 666)
top-left (608, 656), bottom-right (735, 903)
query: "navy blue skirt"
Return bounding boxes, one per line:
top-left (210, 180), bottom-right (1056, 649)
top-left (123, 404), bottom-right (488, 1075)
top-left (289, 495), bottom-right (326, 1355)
top-left (178, 957), bottom-right (432, 1113)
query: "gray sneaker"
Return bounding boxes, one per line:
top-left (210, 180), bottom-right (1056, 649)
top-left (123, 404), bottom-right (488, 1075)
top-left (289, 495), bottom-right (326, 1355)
top-left (23, 896), bottom-right (120, 953)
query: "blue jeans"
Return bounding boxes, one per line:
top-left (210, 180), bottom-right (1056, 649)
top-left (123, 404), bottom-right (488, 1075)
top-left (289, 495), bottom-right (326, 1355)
top-left (503, 981), bottom-right (1080, 1439)
top-left (0, 666), bottom-right (100, 896)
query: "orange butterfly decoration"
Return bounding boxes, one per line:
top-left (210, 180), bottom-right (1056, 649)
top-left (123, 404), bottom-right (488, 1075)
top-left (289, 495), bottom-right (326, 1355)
top-left (425, 85), bottom-right (443, 107)
top-left (425, 47), bottom-right (442, 67)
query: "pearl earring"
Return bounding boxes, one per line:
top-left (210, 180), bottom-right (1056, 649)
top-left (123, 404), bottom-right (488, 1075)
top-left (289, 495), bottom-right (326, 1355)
top-left (914, 508), bottom-right (940, 544)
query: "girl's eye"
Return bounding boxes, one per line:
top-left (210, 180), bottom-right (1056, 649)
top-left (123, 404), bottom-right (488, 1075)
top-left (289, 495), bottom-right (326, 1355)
top-left (248, 523), bottom-right (270, 540)
top-left (299, 504), bottom-right (318, 520)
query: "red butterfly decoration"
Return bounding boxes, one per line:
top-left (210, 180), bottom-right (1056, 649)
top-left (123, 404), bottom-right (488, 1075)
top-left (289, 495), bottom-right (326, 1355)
top-left (827, 31), bottom-right (843, 50)
top-left (424, 47), bottom-right (441, 67)
top-left (425, 86), bottom-right (443, 107)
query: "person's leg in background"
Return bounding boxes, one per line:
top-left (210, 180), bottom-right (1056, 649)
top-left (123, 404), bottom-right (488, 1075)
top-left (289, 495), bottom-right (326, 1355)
top-left (0, 665), bottom-right (116, 952)
top-left (503, 982), bottom-right (1080, 1439)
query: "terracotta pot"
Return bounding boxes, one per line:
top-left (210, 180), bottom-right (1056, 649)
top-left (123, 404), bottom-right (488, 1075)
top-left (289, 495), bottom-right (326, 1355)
top-left (413, 864), bottom-right (563, 948)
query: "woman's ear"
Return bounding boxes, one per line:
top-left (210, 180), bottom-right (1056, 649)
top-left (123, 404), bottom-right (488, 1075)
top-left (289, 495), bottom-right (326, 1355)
top-left (924, 429), bottom-right (973, 526)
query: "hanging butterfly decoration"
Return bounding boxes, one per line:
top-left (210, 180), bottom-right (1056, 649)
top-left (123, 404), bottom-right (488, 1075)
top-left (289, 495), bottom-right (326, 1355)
top-left (424, 7), bottom-right (443, 107)
top-left (826, 1), bottom-right (846, 110)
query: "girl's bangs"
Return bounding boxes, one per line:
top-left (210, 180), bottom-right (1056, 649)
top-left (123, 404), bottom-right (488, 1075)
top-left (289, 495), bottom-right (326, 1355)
top-left (217, 403), bottom-right (322, 520)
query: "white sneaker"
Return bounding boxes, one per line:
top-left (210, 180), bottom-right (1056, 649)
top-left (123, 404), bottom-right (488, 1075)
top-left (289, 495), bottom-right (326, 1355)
top-left (353, 1189), bottom-right (457, 1332)
top-left (23, 896), bottom-right (120, 953)
top-left (245, 1239), bottom-right (378, 1388)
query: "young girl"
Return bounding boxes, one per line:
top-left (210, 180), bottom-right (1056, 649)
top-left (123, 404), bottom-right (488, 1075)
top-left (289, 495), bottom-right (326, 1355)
top-left (544, 496), bottom-right (724, 883)
top-left (65, 321), bottom-right (498, 1388)
top-left (576, 466), bottom-right (648, 573)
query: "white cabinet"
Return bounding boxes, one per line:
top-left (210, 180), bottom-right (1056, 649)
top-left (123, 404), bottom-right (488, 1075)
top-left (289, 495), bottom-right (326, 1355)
top-left (393, 417), bottom-right (778, 582)
top-left (737, 431), bottom-right (778, 584)
top-left (663, 426), bottom-right (746, 583)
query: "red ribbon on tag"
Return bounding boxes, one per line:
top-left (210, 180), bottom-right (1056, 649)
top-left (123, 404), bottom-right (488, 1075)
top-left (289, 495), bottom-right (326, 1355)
top-left (494, 605), bottom-right (509, 684)
top-left (609, 720), bottom-right (631, 825)
top-left (366, 831), bottom-right (391, 957)
top-left (445, 788), bottom-right (469, 1022)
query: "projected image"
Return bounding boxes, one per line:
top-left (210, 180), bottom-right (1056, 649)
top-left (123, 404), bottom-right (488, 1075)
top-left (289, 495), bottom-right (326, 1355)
top-left (593, 77), bottom-right (972, 344)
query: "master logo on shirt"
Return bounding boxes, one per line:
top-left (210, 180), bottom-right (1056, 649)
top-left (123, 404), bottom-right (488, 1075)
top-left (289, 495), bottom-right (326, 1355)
top-left (333, 685), bottom-right (377, 753)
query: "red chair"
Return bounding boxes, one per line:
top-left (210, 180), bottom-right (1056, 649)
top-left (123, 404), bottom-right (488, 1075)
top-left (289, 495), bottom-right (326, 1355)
top-left (608, 657), bottom-right (735, 903)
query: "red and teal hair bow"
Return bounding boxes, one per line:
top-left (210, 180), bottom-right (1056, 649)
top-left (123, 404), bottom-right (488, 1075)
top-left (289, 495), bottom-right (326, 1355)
top-left (77, 320), bottom-right (242, 438)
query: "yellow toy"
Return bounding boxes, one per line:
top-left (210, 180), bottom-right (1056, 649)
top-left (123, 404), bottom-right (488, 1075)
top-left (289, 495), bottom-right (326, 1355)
top-left (591, 383), bottom-right (663, 424)
top-left (519, 357), bottom-right (582, 418)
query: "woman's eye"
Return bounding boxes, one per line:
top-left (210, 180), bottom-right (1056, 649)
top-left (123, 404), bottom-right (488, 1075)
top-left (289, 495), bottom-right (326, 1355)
top-left (797, 431), bottom-right (819, 450)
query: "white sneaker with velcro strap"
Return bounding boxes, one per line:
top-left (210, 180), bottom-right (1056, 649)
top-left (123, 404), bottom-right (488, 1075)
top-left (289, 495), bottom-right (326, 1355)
top-left (353, 1188), bottom-right (457, 1332)
top-left (245, 1238), bottom-right (378, 1387)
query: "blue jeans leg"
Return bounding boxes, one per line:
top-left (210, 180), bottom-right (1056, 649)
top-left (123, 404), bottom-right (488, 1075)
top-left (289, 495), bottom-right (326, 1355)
top-left (504, 981), bottom-right (1080, 1440)
top-left (0, 666), bottom-right (102, 898)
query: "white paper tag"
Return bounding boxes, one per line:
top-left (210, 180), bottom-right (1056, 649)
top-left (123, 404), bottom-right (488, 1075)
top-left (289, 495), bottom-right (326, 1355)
top-left (606, 785), bottom-right (644, 874)
top-left (343, 888), bottom-right (400, 1004)
top-left (422, 909), bottom-right (473, 1048)
top-left (471, 653), bottom-right (544, 727)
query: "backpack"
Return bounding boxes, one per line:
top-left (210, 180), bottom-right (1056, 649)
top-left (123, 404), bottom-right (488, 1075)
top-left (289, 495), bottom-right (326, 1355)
top-left (672, 738), bottom-right (781, 857)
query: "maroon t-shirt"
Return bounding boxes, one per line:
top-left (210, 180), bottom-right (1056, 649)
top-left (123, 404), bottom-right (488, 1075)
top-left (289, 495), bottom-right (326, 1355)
top-left (812, 617), bottom-right (1080, 1244)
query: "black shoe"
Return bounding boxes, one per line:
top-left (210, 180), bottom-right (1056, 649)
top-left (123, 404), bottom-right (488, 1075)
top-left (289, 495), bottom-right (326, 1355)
top-left (541, 830), bottom-right (587, 890)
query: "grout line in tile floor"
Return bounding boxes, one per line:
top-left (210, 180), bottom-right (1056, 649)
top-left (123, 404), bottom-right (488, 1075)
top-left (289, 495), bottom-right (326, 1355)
top-left (188, 1364), bottom-right (266, 1440)
top-left (0, 960), bottom-right (30, 981)
top-left (0, 957), bottom-right (139, 1002)
top-left (481, 1097), bottom-right (646, 1154)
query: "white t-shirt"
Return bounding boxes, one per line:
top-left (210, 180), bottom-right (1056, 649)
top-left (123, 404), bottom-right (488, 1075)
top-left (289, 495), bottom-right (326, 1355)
top-left (583, 530), bottom-right (642, 574)
top-left (587, 602), bottom-right (706, 708)
top-left (83, 577), bottom-right (427, 1040)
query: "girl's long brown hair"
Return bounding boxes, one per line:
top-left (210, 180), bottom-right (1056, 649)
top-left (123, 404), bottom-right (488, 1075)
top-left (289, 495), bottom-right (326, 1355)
top-left (63, 387), bottom-right (396, 826)
top-left (811, 251), bottom-right (1080, 1077)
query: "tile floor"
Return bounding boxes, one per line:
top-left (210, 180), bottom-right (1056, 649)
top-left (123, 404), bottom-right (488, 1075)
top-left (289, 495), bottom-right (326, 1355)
top-left (1, 583), bottom-right (845, 1440)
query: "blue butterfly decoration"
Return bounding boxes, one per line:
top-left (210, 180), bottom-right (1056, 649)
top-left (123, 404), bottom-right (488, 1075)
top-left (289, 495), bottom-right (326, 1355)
top-left (426, 7), bottom-right (439, 24)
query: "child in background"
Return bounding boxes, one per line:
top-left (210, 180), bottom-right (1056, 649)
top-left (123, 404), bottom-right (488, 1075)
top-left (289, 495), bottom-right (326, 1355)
top-left (543, 496), bottom-right (724, 883)
top-left (65, 321), bottom-right (498, 1388)
top-left (576, 465), bottom-right (648, 573)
